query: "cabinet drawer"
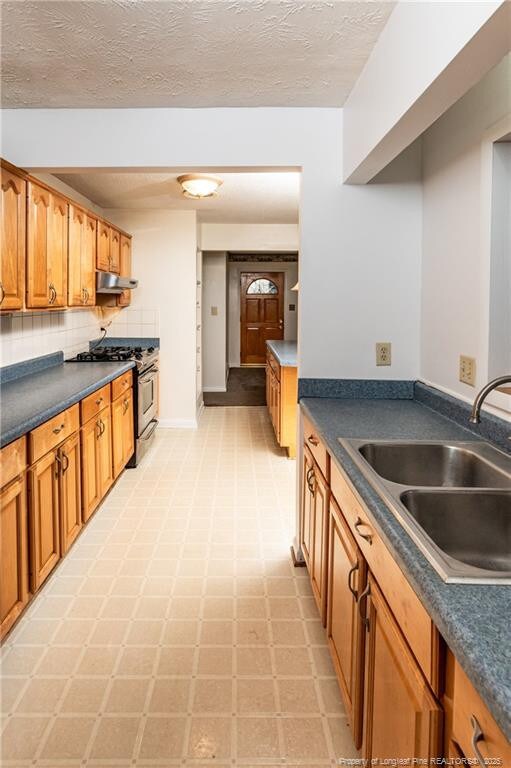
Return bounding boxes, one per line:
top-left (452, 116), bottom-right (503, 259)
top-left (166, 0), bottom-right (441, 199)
top-left (81, 383), bottom-right (111, 424)
top-left (29, 404), bottom-right (79, 464)
top-left (451, 657), bottom-right (511, 764)
top-left (266, 351), bottom-right (280, 381)
top-left (302, 414), bottom-right (329, 482)
top-left (330, 458), bottom-right (440, 694)
top-left (111, 370), bottom-right (133, 401)
top-left (1, 436), bottom-right (27, 487)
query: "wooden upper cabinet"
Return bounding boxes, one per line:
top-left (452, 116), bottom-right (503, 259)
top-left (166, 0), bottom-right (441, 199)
top-left (110, 228), bottom-right (121, 274)
top-left (97, 221), bottom-right (111, 271)
top-left (0, 165), bottom-right (26, 311)
top-left (362, 575), bottom-right (442, 763)
top-left (118, 234), bottom-right (132, 307)
top-left (68, 204), bottom-right (96, 307)
top-left (0, 475), bottom-right (28, 639)
top-left (27, 181), bottom-right (68, 308)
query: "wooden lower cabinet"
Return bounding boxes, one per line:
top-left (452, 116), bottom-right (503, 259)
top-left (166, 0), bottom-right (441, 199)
top-left (28, 450), bottom-right (60, 591)
top-left (112, 389), bottom-right (134, 479)
top-left (58, 432), bottom-right (82, 554)
top-left (362, 575), bottom-right (442, 762)
top-left (81, 406), bottom-right (113, 522)
top-left (0, 475), bottom-right (28, 638)
top-left (266, 349), bottom-right (297, 458)
top-left (300, 446), bottom-right (329, 624)
top-left (327, 497), bottom-right (366, 748)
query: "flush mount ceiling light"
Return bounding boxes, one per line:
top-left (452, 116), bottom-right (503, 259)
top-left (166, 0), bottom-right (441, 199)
top-left (177, 173), bottom-right (223, 199)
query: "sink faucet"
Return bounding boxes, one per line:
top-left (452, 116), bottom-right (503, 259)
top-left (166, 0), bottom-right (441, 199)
top-left (469, 374), bottom-right (511, 423)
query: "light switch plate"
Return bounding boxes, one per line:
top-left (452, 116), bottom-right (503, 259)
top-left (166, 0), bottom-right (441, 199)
top-left (459, 355), bottom-right (476, 386)
top-left (211, 306), bottom-right (218, 316)
top-left (376, 342), bottom-right (391, 366)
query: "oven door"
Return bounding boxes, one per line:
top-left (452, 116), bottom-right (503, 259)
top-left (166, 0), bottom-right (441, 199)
top-left (137, 364), bottom-right (158, 436)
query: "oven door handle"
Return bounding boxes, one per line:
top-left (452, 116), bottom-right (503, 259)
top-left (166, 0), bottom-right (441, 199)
top-left (139, 368), bottom-right (159, 383)
top-left (140, 420), bottom-right (158, 441)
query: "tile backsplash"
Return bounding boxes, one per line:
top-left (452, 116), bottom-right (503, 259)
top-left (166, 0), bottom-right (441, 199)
top-left (0, 307), bottom-right (159, 367)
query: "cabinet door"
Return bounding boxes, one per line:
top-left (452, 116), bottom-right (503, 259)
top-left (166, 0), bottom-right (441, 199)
top-left (362, 575), bottom-right (442, 762)
top-left (98, 405), bottom-right (114, 497)
top-left (118, 234), bottom-right (131, 306)
top-left (68, 205), bottom-right (96, 307)
top-left (28, 451), bottom-right (60, 591)
top-left (0, 167), bottom-right (26, 311)
top-left (58, 433), bottom-right (82, 554)
top-left (27, 182), bottom-right (51, 308)
top-left (310, 462), bottom-right (329, 623)
top-left (0, 476), bottom-right (28, 639)
top-left (300, 447), bottom-right (315, 568)
top-left (97, 221), bottom-right (110, 271)
top-left (109, 228), bottom-right (121, 274)
top-left (48, 193), bottom-right (68, 307)
top-left (327, 498), bottom-right (366, 748)
top-left (81, 417), bottom-right (101, 522)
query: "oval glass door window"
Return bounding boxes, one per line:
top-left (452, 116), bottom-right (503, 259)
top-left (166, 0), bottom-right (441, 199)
top-left (246, 278), bottom-right (278, 294)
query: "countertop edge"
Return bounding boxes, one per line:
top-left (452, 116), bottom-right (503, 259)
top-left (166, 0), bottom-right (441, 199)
top-left (1, 361), bottom-right (136, 448)
top-left (299, 398), bottom-right (511, 741)
top-left (266, 340), bottom-right (297, 368)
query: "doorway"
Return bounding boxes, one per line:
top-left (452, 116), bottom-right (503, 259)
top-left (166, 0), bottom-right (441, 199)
top-left (240, 271), bottom-right (284, 365)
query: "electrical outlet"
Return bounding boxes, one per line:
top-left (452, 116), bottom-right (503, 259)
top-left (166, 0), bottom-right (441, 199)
top-left (459, 355), bottom-right (476, 386)
top-left (211, 306), bottom-right (218, 316)
top-left (376, 342), bottom-right (392, 366)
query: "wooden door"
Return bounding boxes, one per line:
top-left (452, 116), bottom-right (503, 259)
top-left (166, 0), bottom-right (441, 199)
top-left (97, 221), bottom-right (110, 271)
top-left (81, 417), bottom-right (101, 522)
top-left (118, 234), bottom-right (131, 306)
top-left (98, 405), bottom-right (114, 497)
top-left (240, 272), bottom-right (284, 365)
top-left (0, 166), bottom-right (26, 311)
top-left (327, 498), bottom-right (366, 748)
top-left (58, 433), bottom-right (82, 554)
top-left (0, 476), bottom-right (28, 638)
top-left (310, 462), bottom-right (329, 624)
top-left (110, 228), bottom-right (121, 273)
top-left (28, 451), bottom-right (60, 591)
top-left (363, 575), bottom-right (442, 762)
top-left (300, 447), bottom-right (315, 569)
top-left (68, 205), bottom-right (96, 307)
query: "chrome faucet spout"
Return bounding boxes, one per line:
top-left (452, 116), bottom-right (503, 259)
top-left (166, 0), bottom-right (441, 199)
top-left (469, 375), bottom-right (511, 424)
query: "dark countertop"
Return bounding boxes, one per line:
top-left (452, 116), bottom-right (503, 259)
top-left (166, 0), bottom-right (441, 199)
top-left (300, 397), bottom-right (511, 740)
top-left (266, 340), bottom-right (297, 367)
top-left (1, 360), bottom-right (135, 447)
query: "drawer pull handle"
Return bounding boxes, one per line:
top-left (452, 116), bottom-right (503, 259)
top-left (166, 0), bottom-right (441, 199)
top-left (0, 281), bottom-right (5, 305)
top-left (52, 423), bottom-right (65, 435)
top-left (123, 398), bottom-right (129, 414)
top-left (470, 715), bottom-right (486, 768)
top-left (358, 581), bottom-right (371, 630)
top-left (306, 467), bottom-right (315, 495)
top-left (61, 451), bottom-right (69, 473)
top-left (95, 397), bottom-right (103, 405)
top-left (347, 563), bottom-right (359, 601)
top-left (307, 434), bottom-right (319, 446)
top-left (354, 517), bottom-right (373, 545)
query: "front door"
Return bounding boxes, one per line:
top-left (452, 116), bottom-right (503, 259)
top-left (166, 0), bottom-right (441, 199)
top-left (240, 272), bottom-right (284, 365)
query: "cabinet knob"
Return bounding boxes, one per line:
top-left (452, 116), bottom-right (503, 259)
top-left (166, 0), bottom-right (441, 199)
top-left (95, 397), bottom-right (103, 405)
top-left (307, 434), bottom-right (319, 447)
top-left (52, 423), bottom-right (65, 435)
top-left (354, 517), bottom-right (373, 545)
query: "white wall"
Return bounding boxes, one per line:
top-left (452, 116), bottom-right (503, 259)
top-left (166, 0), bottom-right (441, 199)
top-left (488, 142), bottom-right (511, 378)
top-left (201, 223), bottom-right (299, 252)
top-left (228, 260), bottom-right (298, 368)
top-left (343, 1), bottom-right (510, 182)
top-left (202, 253), bottom-right (228, 391)
top-left (421, 55), bottom-right (511, 418)
top-left (2, 107), bottom-right (423, 384)
top-left (104, 209), bottom-right (198, 427)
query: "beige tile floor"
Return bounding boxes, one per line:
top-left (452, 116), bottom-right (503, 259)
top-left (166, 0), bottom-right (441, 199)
top-left (0, 406), bottom-right (359, 766)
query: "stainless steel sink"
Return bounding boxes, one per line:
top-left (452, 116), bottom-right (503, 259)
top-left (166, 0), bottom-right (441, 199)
top-left (359, 441), bottom-right (510, 487)
top-left (401, 489), bottom-right (511, 573)
top-left (339, 439), bottom-right (511, 584)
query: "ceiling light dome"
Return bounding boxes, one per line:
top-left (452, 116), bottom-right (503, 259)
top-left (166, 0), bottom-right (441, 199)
top-left (177, 174), bottom-right (223, 199)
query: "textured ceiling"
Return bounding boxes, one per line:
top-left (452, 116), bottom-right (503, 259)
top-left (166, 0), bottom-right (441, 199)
top-left (1, 0), bottom-right (394, 108)
top-left (55, 171), bottom-right (300, 223)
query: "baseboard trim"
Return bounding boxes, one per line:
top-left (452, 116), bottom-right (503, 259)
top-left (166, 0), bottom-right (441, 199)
top-left (203, 386), bottom-right (227, 392)
top-left (158, 418), bottom-right (198, 429)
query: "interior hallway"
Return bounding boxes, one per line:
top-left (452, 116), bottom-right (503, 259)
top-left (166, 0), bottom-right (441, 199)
top-left (203, 368), bottom-right (266, 407)
top-left (0, 406), bottom-right (358, 766)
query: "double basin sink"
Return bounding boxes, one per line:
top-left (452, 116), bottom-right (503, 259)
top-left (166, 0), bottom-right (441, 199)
top-left (339, 439), bottom-right (511, 583)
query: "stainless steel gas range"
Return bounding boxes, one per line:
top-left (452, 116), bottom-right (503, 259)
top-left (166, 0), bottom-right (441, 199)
top-left (67, 344), bottom-right (159, 466)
